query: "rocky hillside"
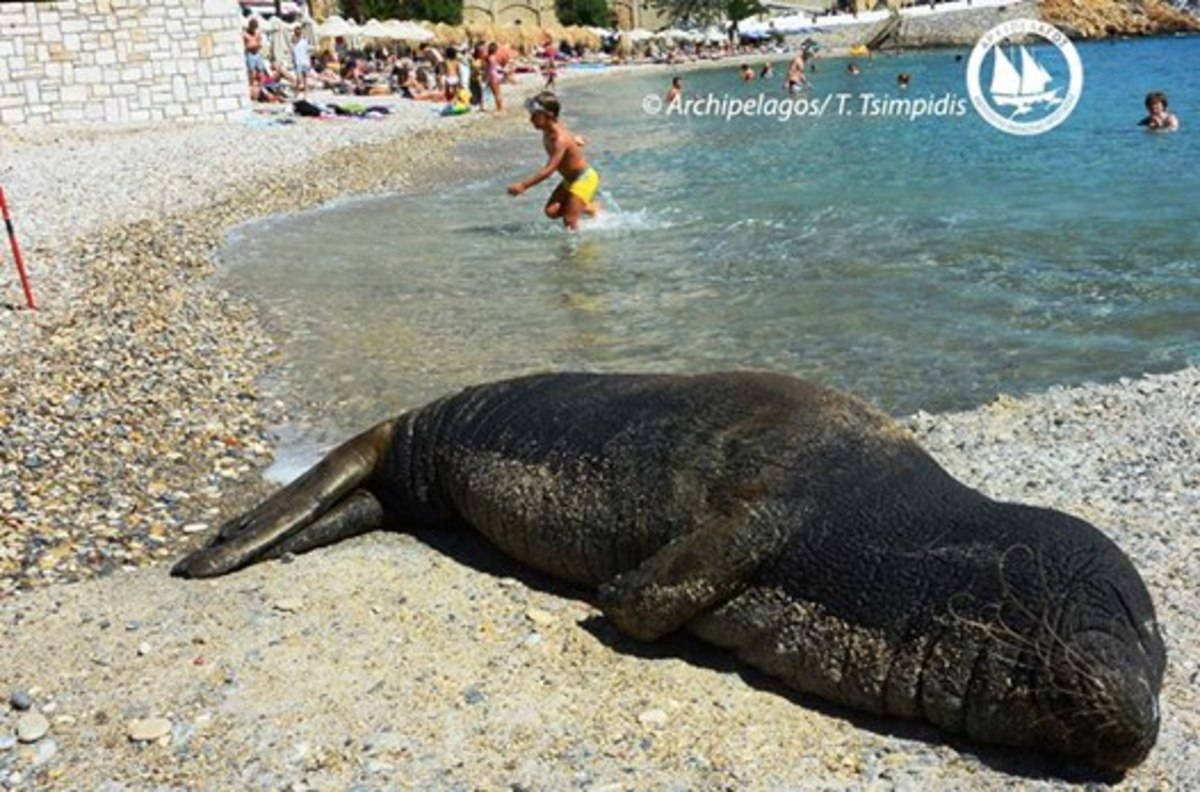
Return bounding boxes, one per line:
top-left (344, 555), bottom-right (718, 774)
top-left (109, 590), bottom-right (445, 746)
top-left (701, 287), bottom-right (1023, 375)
top-left (1040, 0), bottom-right (1200, 38)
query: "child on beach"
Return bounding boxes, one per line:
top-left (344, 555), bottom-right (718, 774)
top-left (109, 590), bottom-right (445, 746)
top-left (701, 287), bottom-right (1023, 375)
top-left (507, 91), bottom-right (600, 231)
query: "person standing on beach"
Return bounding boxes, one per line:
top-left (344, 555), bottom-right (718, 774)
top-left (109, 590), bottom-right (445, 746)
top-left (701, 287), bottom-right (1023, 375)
top-left (507, 91), bottom-right (600, 231)
top-left (291, 26), bottom-right (311, 96)
top-left (243, 18), bottom-right (268, 85)
top-left (469, 43), bottom-right (486, 109)
top-left (486, 43), bottom-right (505, 112)
top-left (443, 46), bottom-right (462, 102)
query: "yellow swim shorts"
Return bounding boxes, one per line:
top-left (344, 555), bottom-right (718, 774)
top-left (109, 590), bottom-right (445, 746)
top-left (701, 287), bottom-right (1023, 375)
top-left (565, 167), bottom-right (600, 204)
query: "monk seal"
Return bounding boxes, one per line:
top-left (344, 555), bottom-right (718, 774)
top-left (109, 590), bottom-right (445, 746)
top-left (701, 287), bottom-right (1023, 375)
top-left (173, 371), bottom-right (1165, 770)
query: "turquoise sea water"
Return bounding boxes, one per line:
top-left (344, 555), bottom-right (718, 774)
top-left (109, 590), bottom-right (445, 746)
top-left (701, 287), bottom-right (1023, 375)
top-left (221, 36), bottom-right (1200, 467)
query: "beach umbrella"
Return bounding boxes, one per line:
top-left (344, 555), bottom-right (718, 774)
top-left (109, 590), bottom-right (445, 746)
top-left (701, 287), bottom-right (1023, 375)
top-left (395, 20), bottom-right (435, 42)
top-left (359, 18), bottom-right (391, 39)
top-left (628, 28), bottom-right (654, 42)
top-left (316, 15), bottom-right (355, 39)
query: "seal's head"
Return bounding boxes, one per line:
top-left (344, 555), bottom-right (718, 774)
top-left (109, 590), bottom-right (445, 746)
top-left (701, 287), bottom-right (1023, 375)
top-left (959, 506), bottom-right (1166, 770)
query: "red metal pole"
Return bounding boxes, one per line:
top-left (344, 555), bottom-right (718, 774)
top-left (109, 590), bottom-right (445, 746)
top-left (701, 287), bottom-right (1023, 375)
top-left (0, 185), bottom-right (36, 310)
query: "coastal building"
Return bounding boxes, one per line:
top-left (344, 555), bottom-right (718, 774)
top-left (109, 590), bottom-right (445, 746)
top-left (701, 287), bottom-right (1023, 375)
top-left (609, 0), bottom-right (671, 31)
top-left (0, 0), bottom-right (250, 127)
top-left (462, 0), bottom-right (562, 27)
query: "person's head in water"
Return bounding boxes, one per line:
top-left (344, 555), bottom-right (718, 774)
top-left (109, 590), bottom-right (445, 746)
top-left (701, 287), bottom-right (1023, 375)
top-left (525, 91), bottom-right (560, 129)
top-left (1141, 90), bottom-right (1179, 130)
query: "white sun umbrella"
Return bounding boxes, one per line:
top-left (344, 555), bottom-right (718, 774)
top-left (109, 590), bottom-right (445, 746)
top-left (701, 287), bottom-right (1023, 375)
top-left (381, 19), bottom-right (407, 40)
top-left (627, 28), bottom-right (655, 42)
top-left (359, 18), bottom-right (391, 39)
top-left (394, 20), bottom-right (434, 42)
top-left (316, 15), bottom-right (356, 40)
top-left (702, 26), bottom-right (727, 43)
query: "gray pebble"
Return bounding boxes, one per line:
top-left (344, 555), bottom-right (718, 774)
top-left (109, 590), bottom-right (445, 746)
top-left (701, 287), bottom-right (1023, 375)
top-left (127, 716), bottom-right (172, 742)
top-left (9, 691), bottom-right (32, 711)
top-left (33, 739), bottom-right (57, 765)
top-left (16, 712), bottom-right (50, 743)
top-left (0, 734), bottom-right (16, 751)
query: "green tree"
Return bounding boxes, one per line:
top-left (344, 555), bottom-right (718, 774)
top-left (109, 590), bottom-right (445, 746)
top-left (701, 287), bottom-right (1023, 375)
top-left (556, 0), bottom-right (611, 27)
top-left (649, 0), bottom-right (762, 27)
top-left (725, 0), bottom-right (763, 26)
top-left (400, 0), bottom-right (462, 24)
top-left (350, 0), bottom-right (462, 24)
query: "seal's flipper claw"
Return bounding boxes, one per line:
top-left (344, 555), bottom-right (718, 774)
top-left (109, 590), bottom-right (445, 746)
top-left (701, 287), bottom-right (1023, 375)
top-left (597, 503), bottom-right (787, 641)
top-left (172, 421), bottom-right (395, 578)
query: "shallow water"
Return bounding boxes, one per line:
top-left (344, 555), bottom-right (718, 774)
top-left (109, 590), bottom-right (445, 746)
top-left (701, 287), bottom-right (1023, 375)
top-left (220, 36), bottom-right (1200, 474)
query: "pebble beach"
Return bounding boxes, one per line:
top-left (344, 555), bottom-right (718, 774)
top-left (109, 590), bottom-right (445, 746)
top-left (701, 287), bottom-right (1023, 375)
top-left (1, 62), bottom-right (1198, 789)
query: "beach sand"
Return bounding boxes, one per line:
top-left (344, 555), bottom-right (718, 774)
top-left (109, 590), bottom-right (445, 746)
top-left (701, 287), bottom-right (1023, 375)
top-left (1, 66), bottom-right (1197, 789)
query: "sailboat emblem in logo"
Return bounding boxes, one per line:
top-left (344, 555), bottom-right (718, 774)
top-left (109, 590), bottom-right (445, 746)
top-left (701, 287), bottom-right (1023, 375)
top-left (966, 20), bottom-right (1083, 135)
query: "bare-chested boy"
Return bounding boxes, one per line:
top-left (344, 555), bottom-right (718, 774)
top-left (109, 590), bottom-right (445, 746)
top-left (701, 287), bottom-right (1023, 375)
top-left (507, 91), bottom-right (599, 231)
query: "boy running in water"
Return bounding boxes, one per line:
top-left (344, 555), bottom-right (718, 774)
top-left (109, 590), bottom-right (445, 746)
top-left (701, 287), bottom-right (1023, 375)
top-left (507, 91), bottom-right (599, 230)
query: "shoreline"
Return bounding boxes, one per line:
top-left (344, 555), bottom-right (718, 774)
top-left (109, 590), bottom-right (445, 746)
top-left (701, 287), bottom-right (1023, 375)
top-left (1, 61), bottom-right (1197, 787)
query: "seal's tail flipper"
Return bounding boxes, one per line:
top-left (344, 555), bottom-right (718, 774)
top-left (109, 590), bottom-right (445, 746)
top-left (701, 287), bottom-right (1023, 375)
top-left (171, 421), bottom-right (394, 578)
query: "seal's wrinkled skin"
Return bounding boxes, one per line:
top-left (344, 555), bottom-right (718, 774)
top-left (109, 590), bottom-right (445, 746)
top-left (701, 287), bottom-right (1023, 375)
top-left (173, 372), bottom-right (1165, 769)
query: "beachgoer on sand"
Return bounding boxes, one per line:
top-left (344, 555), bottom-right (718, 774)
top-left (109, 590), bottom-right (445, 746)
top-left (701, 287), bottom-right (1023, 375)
top-left (443, 46), bottom-right (462, 101)
top-left (486, 43), bottom-right (504, 112)
top-left (469, 43), bottom-right (487, 109)
top-left (1140, 91), bottom-right (1180, 131)
top-left (243, 18), bottom-right (267, 82)
top-left (507, 91), bottom-right (600, 231)
top-left (291, 27), bottom-right (311, 96)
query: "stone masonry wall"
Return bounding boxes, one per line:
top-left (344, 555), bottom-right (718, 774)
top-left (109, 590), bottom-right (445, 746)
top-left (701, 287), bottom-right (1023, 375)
top-left (0, 0), bottom-right (250, 127)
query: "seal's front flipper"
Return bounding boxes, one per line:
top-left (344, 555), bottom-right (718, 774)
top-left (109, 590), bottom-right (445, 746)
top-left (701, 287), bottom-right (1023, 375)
top-left (171, 421), bottom-right (394, 578)
top-left (597, 505), bottom-right (786, 641)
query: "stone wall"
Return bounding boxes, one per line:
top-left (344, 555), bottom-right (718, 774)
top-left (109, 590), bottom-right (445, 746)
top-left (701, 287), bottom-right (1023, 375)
top-left (462, 0), bottom-right (561, 28)
top-left (0, 0), bottom-right (251, 128)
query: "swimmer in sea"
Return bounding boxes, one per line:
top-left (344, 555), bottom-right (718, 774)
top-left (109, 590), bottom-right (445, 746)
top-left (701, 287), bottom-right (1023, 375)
top-left (1139, 90), bottom-right (1179, 131)
top-left (666, 76), bottom-right (682, 104)
top-left (507, 91), bottom-right (600, 231)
